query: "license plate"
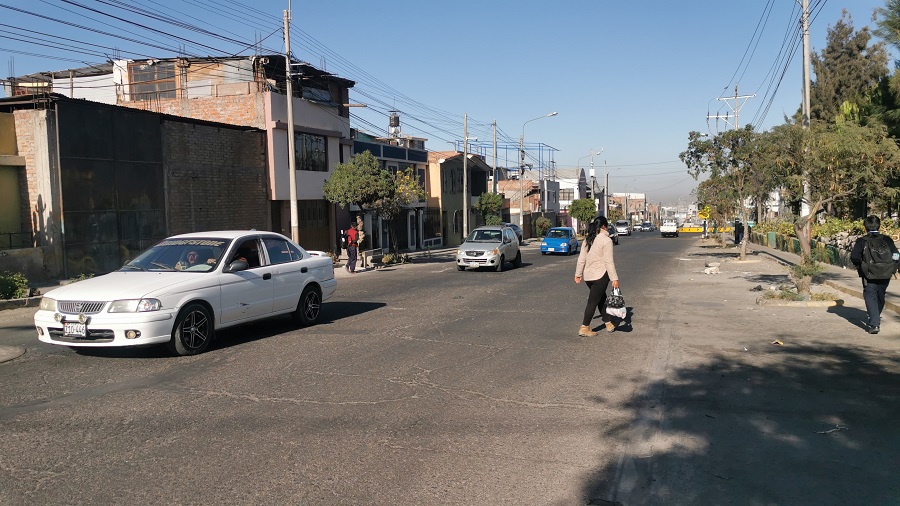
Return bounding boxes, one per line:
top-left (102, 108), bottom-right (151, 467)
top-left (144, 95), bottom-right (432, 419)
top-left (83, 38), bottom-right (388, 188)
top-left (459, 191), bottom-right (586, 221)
top-left (548, 248), bottom-right (555, 251)
top-left (64, 322), bottom-right (86, 337)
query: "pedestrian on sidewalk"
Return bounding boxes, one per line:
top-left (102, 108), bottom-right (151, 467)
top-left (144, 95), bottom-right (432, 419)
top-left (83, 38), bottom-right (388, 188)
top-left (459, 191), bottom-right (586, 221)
top-left (356, 216), bottom-right (368, 270)
top-left (574, 215), bottom-right (620, 337)
top-left (850, 215), bottom-right (900, 334)
top-left (346, 224), bottom-right (359, 274)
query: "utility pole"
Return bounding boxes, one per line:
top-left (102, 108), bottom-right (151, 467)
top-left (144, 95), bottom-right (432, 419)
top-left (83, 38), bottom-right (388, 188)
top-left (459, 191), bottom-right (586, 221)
top-left (492, 120), bottom-right (498, 194)
top-left (603, 160), bottom-right (609, 218)
top-left (284, 7), bottom-right (299, 242)
top-left (707, 85), bottom-right (755, 131)
top-left (800, 0), bottom-right (812, 216)
top-left (463, 113), bottom-right (469, 238)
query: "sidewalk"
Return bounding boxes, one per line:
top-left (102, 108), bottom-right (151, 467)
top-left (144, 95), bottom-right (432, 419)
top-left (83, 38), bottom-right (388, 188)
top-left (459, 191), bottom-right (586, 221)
top-left (604, 238), bottom-right (899, 504)
top-left (744, 238), bottom-right (900, 316)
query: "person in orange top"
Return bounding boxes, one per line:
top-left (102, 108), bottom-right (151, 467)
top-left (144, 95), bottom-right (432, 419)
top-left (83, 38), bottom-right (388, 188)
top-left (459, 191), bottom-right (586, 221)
top-left (574, 215), bottom-right (621, 336)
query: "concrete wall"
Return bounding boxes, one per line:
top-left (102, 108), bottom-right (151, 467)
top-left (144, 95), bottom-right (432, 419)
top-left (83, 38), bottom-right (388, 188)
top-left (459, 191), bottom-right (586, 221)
top-left (12, 110), bottom-right (63, 280)
top-left (0, 248), bottom-right (44, 281)
top-left (163, 120), bottom-right (270, 235)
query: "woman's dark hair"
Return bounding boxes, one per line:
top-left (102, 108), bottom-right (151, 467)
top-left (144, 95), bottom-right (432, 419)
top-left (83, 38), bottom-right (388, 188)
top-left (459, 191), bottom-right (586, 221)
top-left (864, 215), bottom-right (881, 232)
top-left (585, 215), bottom-right (609, 250)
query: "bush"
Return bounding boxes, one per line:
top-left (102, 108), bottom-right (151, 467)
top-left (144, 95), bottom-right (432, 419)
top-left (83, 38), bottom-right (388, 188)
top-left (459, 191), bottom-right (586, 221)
top-left (534, 216), bottom-right (552, 237)
top-left (0, 271), bottom-right (29, 299)
top-left (811, 217), bottom-right (864, 239)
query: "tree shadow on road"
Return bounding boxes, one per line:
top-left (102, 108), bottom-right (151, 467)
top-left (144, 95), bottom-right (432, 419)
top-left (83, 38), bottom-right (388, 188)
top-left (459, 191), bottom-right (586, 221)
top-left (582, 340), bottom-right (900, 505)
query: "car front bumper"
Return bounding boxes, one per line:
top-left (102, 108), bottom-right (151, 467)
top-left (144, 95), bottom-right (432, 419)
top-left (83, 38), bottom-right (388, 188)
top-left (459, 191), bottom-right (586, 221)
top-left (456, 253), bottom-right (501, 268)
top-left (540, 244), bottom-right (569, 253)
top-left (35, 309), bottom-right (177, 348)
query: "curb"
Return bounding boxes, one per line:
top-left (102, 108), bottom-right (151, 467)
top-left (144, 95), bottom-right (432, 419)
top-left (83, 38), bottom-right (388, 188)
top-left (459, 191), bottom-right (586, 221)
top-left (756, 297), bottom-right (844, 308)
top-left (0, 295), bottom-right (41, 311)
top-left (823, 278), bottom-right (900, 316)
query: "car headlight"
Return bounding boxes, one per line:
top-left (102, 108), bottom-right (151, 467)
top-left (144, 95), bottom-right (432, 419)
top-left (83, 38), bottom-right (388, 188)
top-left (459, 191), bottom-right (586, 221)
top-left (108, 298), bottom-right (162, 313)
top-left (541, 241), bottom-right (547, 246)
top-left (39, 297), bottom-right (57, 311)
top-left (457, 249), bottom-right (464, 255)
top-left (492, 248), bottom-right (500, 255)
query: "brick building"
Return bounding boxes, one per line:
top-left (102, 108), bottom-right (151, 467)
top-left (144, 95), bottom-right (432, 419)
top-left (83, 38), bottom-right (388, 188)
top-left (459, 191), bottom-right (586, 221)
top-left (0, 94), bottom-right (268, 279)
top-left (5, 56), bottom-right (356, 254)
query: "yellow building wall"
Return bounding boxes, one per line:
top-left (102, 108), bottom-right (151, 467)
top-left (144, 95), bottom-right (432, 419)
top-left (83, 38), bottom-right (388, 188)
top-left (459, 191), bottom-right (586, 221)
top-left (0, 166), bottom-right (22, 233)
top-left (0, 113), bottom-right (16, 155)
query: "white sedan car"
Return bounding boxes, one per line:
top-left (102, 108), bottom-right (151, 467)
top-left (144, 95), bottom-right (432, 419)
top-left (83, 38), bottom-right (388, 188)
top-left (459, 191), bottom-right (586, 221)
top-left (34, 231), bottom-right (336, 356)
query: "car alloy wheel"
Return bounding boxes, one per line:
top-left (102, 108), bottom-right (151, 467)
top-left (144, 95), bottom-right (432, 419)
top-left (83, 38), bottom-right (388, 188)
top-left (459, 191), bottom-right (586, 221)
top-left (293, 285), bottom-right (322, 325)
top-left (168, 303), bottom-right (213, 356)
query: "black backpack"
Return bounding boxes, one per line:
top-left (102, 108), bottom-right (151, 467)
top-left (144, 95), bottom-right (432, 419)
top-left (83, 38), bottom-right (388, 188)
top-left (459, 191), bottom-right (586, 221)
top-left (861, 235), bottom-right (898, 279)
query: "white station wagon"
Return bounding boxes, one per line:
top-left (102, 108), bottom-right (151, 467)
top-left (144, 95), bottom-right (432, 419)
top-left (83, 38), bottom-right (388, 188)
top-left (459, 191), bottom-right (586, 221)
top-left (34, 231), bottom-right (336, 356)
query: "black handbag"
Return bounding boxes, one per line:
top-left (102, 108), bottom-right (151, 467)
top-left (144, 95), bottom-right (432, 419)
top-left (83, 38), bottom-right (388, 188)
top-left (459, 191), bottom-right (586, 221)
top-left (606, 288), bottom-right (625, 308)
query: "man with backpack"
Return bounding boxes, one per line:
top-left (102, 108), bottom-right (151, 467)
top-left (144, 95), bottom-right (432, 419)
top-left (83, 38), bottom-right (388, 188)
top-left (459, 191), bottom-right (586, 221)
top-left (851, 215), bottom-right (900, 334)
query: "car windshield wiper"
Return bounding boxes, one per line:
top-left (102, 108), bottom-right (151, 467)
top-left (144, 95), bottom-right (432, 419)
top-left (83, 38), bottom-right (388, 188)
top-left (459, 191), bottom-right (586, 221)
top-left (149, 262), bottom-right (175, 271)
top-left (121, 264), bottom-right (146, 271)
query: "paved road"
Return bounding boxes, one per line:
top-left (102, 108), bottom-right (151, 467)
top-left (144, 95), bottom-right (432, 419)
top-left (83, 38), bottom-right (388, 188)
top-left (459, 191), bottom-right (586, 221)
top-left (1, 234), bottom-right (898, 505)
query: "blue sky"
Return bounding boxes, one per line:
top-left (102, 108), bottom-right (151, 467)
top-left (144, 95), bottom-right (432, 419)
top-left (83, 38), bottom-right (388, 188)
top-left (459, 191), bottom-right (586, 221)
top-left (0, 0), bottom-right (889, 203)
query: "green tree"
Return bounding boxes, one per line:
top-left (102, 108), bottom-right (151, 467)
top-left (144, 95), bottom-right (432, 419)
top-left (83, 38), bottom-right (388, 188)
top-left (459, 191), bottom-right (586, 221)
top-left (568, 198), bottom-right (597, 233)
top-left (322, 150), bottom-right (393, 210)
top-left (681, 127), bottom-right (759, 260)
top-left (695, 176), bottom-right (737, 244)
top-left (607, 208), bottom-right (623, 222)
top-left (768, 120), bottom-right (900, 290)
top-left (369, 168), bottom-right (426, 253)
top-left (474, 192), bottom-right (503, 225)
top-left (810, 11), bottom-right (888, 122)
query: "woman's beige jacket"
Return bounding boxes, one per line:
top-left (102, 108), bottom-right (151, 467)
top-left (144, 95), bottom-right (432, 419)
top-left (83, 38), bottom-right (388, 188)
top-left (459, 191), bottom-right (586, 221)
top-left (575, 229), bottom-right (618, 282)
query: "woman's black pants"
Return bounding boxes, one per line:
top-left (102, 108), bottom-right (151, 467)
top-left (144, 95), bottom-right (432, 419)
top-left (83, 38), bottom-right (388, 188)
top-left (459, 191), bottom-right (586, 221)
top-left (582, 273), bottom-right (611, 327)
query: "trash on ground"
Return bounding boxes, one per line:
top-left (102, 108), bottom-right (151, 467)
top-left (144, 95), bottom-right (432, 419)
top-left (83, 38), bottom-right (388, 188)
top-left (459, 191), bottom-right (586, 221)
top-left (771, 340), bottom-right (783, 346)
top-left (815, 425), bottom-right (848, 434)
top-left (750, 285), bottom-right (763, 291)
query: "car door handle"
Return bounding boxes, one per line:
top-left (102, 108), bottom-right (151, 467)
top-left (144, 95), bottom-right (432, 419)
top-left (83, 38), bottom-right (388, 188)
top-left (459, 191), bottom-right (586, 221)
top-left (263, 273), bottom-right (272, 280)
top-left (300, 267), bottom-right (308, 273)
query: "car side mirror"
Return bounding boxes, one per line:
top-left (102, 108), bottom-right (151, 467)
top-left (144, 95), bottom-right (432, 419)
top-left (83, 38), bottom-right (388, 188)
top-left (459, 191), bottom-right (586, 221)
top-left (224, 259), bottom-right (249, 273)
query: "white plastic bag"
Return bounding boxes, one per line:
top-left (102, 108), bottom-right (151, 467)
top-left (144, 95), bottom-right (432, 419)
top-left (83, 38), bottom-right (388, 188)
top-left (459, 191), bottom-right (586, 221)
top-left (605, 306), bottom-right (627, 319)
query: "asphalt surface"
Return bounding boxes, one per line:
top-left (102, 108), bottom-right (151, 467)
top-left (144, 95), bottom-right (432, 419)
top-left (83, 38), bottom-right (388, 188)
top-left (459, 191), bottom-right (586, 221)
top-left (0, 235), bottom-right (898, 504)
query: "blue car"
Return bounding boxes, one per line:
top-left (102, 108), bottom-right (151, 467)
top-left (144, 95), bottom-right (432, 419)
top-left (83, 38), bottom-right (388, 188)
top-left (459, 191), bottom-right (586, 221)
top-left (540, 227), bottom-right (579, 255)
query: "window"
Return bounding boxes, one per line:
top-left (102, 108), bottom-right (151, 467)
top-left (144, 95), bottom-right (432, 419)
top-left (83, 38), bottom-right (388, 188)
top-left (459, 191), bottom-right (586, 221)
top-left (295, 132), bottom-right (327, 172)
top-left (129, 61), bottom-right (177, 101)
top-left (263, 237), bottom-right (301, 264)
top-left (560, 189), bottom-right (574, 201)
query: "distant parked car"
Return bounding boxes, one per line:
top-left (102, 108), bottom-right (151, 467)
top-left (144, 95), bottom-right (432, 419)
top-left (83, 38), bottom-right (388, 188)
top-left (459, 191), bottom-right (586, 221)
top-left (502, 222), bottom-right (524, 244)
top-left (540, 227), bottom-right (579, 255)
top-left (608, 226), bottom-right (619, 245)
top-left (456, 225), bottom-right (522, 271)
top-left (33, 231), bottom-right (336, 356)
top-left (639, 221), bottom-right (655, 232)
top-left (615, 220), bottom-right (632, 236)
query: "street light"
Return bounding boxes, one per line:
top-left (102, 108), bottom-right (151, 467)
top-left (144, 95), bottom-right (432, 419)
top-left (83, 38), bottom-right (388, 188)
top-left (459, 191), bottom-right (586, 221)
top-left (519, 112), bottom-right (558, 228)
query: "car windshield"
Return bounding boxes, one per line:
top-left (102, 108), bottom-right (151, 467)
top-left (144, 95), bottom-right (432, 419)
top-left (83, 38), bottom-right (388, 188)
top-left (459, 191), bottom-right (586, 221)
top-left (466, 230), bottom-right (503, 243)
top-left (121, 238), bottom-right (229, 272)
top-left (546, 229), bottom-right (568, 238)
